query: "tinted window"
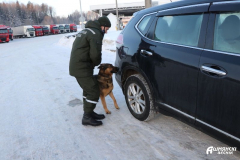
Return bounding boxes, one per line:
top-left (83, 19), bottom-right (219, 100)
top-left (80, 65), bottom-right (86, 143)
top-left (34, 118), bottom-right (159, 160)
top-left (154, 14), bottom-right (203, 47)
top-left (214, 12), bottom-right (240, 54)
top-left (0, 29), bottom-right (8, 33)
top-left (27, 28), bottom-right (35, 31)
top-left (137, 15), bottom-right (152, 35)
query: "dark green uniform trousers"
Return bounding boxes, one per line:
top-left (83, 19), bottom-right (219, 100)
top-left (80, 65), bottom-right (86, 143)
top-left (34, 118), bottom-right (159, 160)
top-left (76, 75), bottom-right (100, 113)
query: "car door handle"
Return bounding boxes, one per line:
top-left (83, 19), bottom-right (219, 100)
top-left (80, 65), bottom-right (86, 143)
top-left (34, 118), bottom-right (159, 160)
top-left (140, 50), bottom-right (153, 56)
top-left (201, 66), bottom-right (226, 76)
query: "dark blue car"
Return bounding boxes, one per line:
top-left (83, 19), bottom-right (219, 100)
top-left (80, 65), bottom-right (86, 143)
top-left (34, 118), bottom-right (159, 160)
top-left (115, 0), bottom-right (240, 146)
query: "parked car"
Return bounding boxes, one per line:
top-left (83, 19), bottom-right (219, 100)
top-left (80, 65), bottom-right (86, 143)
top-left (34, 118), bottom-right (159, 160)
top-left (115, 0), bottom-right (240, 146)
top-left (0, 25), bottom-right (10, 43)
top-left (12, 25), bottom-right (35, 38)
top-left (70, 24), bottom-right (77, 32)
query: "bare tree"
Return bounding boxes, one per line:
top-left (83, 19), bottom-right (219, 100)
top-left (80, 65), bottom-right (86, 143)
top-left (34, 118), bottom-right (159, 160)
top-left (0, 1), bottom-right (96, 26)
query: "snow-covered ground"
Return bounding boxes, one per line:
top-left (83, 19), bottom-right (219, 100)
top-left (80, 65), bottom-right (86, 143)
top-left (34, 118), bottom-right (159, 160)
top-left (0, 32), bottom-right (239, 160)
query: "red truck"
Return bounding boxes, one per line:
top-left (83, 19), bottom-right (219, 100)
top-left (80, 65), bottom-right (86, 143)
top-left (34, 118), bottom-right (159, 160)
top-left (32, 25), bottom-right (43, 36)
top-left (50, 25), bottom-right (59, 34)
top-left (40, 26), bottom-right (50, 35)
top-left (6, 26), bottom-right (13, 40)
top-left (70, 24), bottom-right (77, 32)
top-left (0, 25), bottom-right (10, 43)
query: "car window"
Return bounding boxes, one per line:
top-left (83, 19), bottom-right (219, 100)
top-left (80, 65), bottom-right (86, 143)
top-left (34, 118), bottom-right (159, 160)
top-left (154, 14), bottom-right (203, 47)
top-left (137, 15), bottom-right (152, 35)
top-left (213, 12), bottom-right (240, 54)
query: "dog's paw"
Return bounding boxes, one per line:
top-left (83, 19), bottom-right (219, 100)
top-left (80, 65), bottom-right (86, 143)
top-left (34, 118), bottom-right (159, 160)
top-left (114, 103), bottom-right (120, 110)
top-left (105, 110), bottom-right (111, 114)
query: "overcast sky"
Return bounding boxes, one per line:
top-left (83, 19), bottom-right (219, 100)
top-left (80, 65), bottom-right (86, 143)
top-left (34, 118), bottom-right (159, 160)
top-left (0, 0), bottom-right (175, 17)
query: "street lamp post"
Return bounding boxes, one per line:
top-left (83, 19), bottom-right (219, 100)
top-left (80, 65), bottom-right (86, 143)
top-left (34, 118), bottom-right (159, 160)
top-left (145, 0), bottom-right (152, 8)
top-left (79, 0), bottom-right (85, 29)
top-left (116, 0), bottom-right (119, 30)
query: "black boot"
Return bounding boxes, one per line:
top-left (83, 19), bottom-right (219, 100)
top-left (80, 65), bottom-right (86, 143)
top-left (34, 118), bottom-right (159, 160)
top-left (82, 113), bottom-right (103, 126)
top-left (90, 111), bottom-right (105, 120)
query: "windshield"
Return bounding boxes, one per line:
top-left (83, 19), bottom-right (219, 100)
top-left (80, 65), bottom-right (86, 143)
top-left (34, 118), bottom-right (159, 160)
top-left (27, 28), bottom-right (35, 32)
top-left (43, 27), bottom-right (49, 30)
top-left (36, 29), bottom-right (42, 31)
top-left (73, 26), bottom-right (77, 29)
top-left (65, 25), bottom-right (70, 29)
top-left (0, 29), bottom-right (8, 33)
top-left (53, 27), bottom-right (58, 30)
top-left (59, 26), bottom-right (64, 29)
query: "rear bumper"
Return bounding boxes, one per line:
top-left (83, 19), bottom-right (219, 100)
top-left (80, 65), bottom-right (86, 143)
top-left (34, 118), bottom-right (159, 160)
top-left (115, 48), bottom-right (123, 88)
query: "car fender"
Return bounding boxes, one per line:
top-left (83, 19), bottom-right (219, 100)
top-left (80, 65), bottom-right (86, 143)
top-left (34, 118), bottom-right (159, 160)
top-left (121, 64), bottom-right (159, 111)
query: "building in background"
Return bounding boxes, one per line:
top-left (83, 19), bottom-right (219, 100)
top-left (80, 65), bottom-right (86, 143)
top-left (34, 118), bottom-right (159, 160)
top-left (90, 1), bottom-right (173, 30)
top-left (90, 1), bottom-right (159, 17)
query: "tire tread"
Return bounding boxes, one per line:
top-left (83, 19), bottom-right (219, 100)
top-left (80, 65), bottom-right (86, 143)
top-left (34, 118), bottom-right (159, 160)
top-left (126, 74), bottom-right (158, 121)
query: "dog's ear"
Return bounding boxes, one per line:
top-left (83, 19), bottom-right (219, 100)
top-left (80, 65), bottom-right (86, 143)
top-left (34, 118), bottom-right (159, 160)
top-left (98, 64), bottom-right (103, 69)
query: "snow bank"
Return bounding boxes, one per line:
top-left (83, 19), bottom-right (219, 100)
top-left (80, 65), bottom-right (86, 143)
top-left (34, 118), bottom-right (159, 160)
top-left (57, 36), bottom-right (75, 48)
top-left (102, 30), bottom-right (121, 51)
top-left (57, 30), bottom-right (121, 51)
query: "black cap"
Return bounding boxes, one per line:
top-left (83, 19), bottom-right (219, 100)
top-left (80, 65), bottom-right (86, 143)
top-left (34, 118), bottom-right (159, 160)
top-left (98, 16), bottom-right (111, 27)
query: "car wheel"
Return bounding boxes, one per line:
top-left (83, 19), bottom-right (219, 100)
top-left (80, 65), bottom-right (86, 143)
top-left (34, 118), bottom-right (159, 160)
top-left (124, 74), bottom-right (157, 121)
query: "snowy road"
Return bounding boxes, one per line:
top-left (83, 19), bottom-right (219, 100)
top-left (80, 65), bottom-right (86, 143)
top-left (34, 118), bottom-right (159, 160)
top-left (0, 33), bottom-right (239, 160)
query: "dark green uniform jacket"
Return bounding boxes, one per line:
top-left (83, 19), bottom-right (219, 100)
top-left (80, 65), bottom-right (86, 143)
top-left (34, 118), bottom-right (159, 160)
top-left (69, 20), bottom-right (103, 77)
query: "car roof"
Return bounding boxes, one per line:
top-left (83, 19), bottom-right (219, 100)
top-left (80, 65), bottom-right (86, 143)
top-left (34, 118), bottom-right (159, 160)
top-left (137, 0), bottom-right (236, 15)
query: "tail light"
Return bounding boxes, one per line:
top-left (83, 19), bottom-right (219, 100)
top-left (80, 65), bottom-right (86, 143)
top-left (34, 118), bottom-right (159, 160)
top-left (116, 33), bottom-right (126, 59)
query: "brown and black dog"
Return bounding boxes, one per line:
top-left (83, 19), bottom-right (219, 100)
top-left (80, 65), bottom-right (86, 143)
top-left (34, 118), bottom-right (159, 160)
top-left (97, 63), bottom-right (120, 114)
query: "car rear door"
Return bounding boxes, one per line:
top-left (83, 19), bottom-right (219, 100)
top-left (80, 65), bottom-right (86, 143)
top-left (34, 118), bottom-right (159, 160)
top-left (196, 1), bottom-right (240, 142)
top-left (136, 3), bottom-right (209, 119)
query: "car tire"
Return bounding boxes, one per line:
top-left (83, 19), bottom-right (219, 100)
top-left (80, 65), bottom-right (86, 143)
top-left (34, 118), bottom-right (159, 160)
top-left (124, 74), bottom-right (157, 121)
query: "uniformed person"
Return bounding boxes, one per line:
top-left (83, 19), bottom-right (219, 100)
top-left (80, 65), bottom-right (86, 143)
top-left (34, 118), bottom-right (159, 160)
top-left (69, 17), bottom-right (111, 126)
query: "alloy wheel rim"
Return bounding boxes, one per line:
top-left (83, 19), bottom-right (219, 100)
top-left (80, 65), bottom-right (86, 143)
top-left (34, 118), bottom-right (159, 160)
top-left (127, 83), bottom-right (146, 114)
